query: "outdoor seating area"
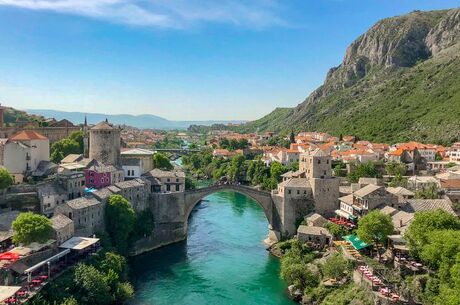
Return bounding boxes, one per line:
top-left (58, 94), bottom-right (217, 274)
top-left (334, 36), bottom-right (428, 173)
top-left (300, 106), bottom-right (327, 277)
top-left (328, 217), bottom-right (356, 229)
top-left (357, 265), bottom-right (400, 302)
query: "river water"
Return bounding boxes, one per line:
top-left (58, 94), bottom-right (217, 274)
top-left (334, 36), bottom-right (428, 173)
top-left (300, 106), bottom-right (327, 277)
top-left (129, 191), bottom-right (295, 305)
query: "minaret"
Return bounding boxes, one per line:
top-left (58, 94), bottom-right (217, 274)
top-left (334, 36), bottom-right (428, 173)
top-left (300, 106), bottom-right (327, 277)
top-left (83, 114), bottom-right (89, 158)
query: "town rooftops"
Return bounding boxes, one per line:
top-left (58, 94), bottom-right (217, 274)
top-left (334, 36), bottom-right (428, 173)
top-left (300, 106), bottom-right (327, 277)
top-left (86, 163), bottom-right (120, 173)
top-left (9, 130), bottom-right (48, 141)
top-left (297, 225), bottom-right (332, 237)
top-left (114, 179), bottom-right (147, 190)
top-left (66, 197), bottom-right (100, 210)
top-left (380, 205), bottom-right (398, 216)
top-left (147, 168), bottom-right (185, 178)
top-left (391, 211), bottom-right (414, 233)
top-left (281, 170), bottom-right (304, 178)
top-left (310, 148), bottom-right (329, 157)
top-left (386, 186), bottom-right (415, 197)
top-left (91, 121), bottom-right (114, 130)
top-left (50, 214), bottom-right (73, 230)
top-left (354, 184), bottom-right (382, 198)
top-left (339, 194), bottom-right (354, 205)
top-left (92, 188), bottom-right (114, 201)
top-left (358, 177), bottom-right (380, 186)
top-left (278, 178), bottom-right (309, 188)
top-left (404, 199), bottom-right (456, 216)
top-left (304, 213), bottom-right (328, 227)
top-left (61, 154), bottom-right (84, 164)
top-left (440, 179), bottom-right (460, 190)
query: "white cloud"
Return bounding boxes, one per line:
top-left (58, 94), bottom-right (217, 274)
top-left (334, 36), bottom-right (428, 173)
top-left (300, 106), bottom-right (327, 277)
top-left (0, 0), bottom-right (288, 28)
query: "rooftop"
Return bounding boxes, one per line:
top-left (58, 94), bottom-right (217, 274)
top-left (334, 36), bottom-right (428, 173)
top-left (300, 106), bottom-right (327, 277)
top-left (297, 225), bottom-right (332, 237)
top-left (51, 214), bottom-right (73, 230)
top-left (9, 130), bottom-right (48, 141)
top-left (147, 168), bottom-right (185, 178)
top-left (354, 184), bottom-right (382, 198)
top-left (121, 148), bottom-right (154, 156)
top-left (404, 199), bottom-right (456, 216)
top-left (66, 197), bottom-right (100, 210)
top-left (91, 121), bottom-right (115, 130)
top-left (278, 178), bottom-right (309, 188)
top-left (386, 186), bottom-right (415, 197)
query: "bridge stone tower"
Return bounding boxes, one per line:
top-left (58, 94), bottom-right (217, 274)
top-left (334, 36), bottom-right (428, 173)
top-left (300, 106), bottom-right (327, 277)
top-left (89, 121), bottom-right (121, 165)
top-left (300, 149), bottom-right (339, 215)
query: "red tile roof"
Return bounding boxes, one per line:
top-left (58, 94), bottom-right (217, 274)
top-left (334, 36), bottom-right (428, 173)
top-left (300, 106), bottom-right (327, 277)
top-left (9, 130), bottom-right (48, 141)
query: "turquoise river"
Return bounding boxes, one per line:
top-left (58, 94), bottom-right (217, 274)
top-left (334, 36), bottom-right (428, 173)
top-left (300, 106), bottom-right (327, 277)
top-left (129, 191), bottom-right (295, 305)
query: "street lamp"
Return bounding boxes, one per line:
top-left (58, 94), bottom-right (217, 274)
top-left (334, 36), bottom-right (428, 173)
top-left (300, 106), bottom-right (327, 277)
top-left (47, 261), bottom-right (51, 278)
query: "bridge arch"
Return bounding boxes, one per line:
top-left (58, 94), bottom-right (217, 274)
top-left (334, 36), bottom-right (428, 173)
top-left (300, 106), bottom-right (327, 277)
top-left (183, 185), bottom-right (280, 238)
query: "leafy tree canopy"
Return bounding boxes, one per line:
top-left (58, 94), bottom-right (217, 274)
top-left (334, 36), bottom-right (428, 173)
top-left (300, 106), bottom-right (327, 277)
top-left (105, 195), bottom-right (136, 254)
top-left (356, 210), bottom-right (394, 245)
top-left (404, 209), bottom-right (460, 257)
top-left (152, 153), bottom-right (173, 171)
top-left (0, 168), bottom-right (14, 190)
top-left (12, 212), bottom-right (53, 245)
top-left (347, 162), bottom-right (380, 183)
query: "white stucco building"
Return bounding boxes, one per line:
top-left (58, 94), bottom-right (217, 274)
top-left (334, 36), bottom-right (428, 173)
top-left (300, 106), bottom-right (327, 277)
top-left (0, 130), bottom-right (50, 180)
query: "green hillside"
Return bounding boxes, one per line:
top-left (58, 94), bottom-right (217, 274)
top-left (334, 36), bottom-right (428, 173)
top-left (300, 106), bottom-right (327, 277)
top-left (241, 8), bottom-right (460, 145)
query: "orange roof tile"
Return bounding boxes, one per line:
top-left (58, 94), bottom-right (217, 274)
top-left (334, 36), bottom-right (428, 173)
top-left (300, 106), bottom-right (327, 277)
top-left (9, 130), bottom-right (48, 141)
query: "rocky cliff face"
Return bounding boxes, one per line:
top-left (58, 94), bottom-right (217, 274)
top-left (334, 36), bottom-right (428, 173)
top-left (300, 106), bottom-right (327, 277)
top-left (302, 9), bottom-right (456, 107)
top-left (243, 8), bottom-right (460, 144)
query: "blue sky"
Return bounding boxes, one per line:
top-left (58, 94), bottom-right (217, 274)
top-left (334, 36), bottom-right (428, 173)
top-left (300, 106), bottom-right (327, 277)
top-left (0, 0), bottom-right (458, 121)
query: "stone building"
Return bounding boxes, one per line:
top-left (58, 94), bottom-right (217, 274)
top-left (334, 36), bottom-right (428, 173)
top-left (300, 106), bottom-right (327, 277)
top-left (0, 130), bottom-right (50, 181)
top-left (84, 163), bottom-right (123, 189)
top-left (143, 169), bottom-right (185, 193)
top-left (89, 121), bottom-right (121, 166)
top-left (55, 197), bottom-right (104, 237)
top-left (50, 214), bottom-right (74, 245)
top-left (106, 179), bottom-right (151, 211)
top-left (121, 148), bottom-right (154, 179)
top-left (297, 225), bottom-right (333, 247)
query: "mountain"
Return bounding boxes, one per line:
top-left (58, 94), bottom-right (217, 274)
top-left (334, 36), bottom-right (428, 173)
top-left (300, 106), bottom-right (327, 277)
top-left (25, 109), bottom-right (246, 130)
top-left (242, 8), bottom-right (460, 145)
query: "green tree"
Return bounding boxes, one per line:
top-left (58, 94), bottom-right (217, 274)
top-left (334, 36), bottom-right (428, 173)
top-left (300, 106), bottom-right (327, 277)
top-left (0, 168), bottom-right (14, 191)
top-left (389, 174), bottom-right (408, 187)
top-left (185, 177), bottom-right (196, 190)
top-left (51, 138), bottom-right (81, 163)
top-left (356, 211), bottom-right (393, 258)
top-left (324, 222), bottom-right (347, 238)
top-left (60, 297), bottom-right (78, 305)
top-left (321, 253), bottom-right (349, 279)
top-left (74, 264), bottom-right (111, 305)
top-left (415, 183), bottom-right (440, 199)
top-left (270, 161), bottom-right (288, 182)
top-left (133, 210), bottom-right (154, 239)
top-left (226, 154), bottom-right (247, 183)
top-left (385, 161), bottom-right (406, 176)
top-left (99, 252), bottom-right (128, 277)
top-left (347, 162), bottom-right (379, 183)
top-left (404, 209), bottom-right (460, 257)
top-left (12, 212), bottom-right (53, 245)
top-left (114, 282), bottom-right (134, 303)
top-left (105, 195), bottom-right (136, 254)
top-left (152, 153), bottom-right (173, 170)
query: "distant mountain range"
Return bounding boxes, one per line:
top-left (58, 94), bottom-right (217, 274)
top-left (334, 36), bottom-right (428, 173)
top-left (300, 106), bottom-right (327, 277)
top-left (25, 109), bottom-right (246, 130)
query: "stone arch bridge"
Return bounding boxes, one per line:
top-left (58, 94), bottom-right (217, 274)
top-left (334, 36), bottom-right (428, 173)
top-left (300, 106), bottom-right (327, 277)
top-left (132, 184), bottom-right (292, 255)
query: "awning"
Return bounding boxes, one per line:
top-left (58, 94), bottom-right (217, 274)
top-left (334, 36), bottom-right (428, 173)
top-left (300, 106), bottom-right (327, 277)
top-left (335, 209), bottom-right (357, 220)
top-left (59, 237), bottom-right (99, 251)
top-left (24, 249), bottom-right (71, 274)
top-left (343, 235), bottom-right (370, 250)
top-left (0, 286), bottom-right (21, 301)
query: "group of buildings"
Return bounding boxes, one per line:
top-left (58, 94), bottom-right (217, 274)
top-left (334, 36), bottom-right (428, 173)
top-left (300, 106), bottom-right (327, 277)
top-left (0, 118), bottom-right (186, 252)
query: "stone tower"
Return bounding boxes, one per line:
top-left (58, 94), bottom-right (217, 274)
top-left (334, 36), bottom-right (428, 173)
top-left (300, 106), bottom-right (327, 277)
top-left (89, 121), bottom-right (121, 166)
top-left (300, 149), bottom-right (339, 215)
top-left (300, 149), bottom-right (332, 179)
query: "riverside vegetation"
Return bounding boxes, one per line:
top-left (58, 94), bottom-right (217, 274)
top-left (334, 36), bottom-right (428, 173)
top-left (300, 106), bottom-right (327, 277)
top-left (277, 209), bottom-right (460, 305)
top-left (29, 194), bottom-right (153, 305)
